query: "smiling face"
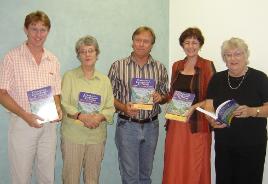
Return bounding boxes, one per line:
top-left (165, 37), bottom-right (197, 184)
top-left (224, 48), bottom-right (247, 76)
top-left (24, 21), bottom-right (49, 49)
top-left (182, 37), bottom-right (201, 58)
top-left (132, 31), bottom-right (153, 58)
top-left (78, 45), bottom-right (97, 68)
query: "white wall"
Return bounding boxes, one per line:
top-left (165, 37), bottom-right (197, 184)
top-left (169, 0), bottom-right (268, 183)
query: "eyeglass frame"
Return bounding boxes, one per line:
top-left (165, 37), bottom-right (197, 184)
top-left (224, 51), bottom-right (244, 60)
top-left (79, 49), bottom-right (96, 55)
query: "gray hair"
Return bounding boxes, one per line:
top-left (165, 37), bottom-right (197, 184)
top-left (221, 37), bottom-right (250, 64)
top-left (75, 35), bottom-right (100, 58)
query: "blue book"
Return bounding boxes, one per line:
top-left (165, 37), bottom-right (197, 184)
top-left (78, 92), bottom-right (101, 114)
top-left (131, 78), bottom-right (155, 110)
top-left (196, 99), bottom-right (239, 126)
top-left (27, 86), bottom-right (58, 124)
top-left (165, 91), bottom-right (195, 122)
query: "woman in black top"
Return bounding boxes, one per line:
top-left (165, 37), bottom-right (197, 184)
top-left (206, 37), bottom-right (268, 184)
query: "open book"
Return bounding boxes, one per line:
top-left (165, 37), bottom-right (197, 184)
top-left (196, 99), bottom-right (239, 126)
top-left (27, 86), bottom-right (59, 124)
top-left (131, 78), bottom-right (155, 110)
top-left (165, 91), bottom-right (195, 122)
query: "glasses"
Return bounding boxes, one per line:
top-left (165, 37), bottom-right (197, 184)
top-left (79, 49), bottom-right (96, 55)
top-left (28, 27), bottom-right (48, 34)
top-left (224, 51), bottom-right (244, 60)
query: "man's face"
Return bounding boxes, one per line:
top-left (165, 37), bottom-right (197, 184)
top-left (132, 31), bottom-right (153, 58)
top-left (24, 21), bottom-right (49, 48)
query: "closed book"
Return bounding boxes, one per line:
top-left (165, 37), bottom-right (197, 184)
top-left (131, 78), bottom-right (155, 110)
top-left (165, 91), bottom-right (195, 122)
top-left (78, 92), bottom-right (101, 113)
top-left (27, 86), bottom-right (58, 124)
top-left (74, 92), bottom-right (101, 126)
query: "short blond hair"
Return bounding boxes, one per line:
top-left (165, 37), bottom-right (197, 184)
top-left (132, 26), bottom-right (156, 44)
top-left (221, 37), bottom-right (250, 64)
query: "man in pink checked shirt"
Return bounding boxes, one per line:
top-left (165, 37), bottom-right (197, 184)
top-left (0, 10), bottom-right (62, 184)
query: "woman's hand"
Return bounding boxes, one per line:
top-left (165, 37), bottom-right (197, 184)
top-left (233, 105), bottom-right (255, 118)
top-left (208, 117), bottom-right (227, 129)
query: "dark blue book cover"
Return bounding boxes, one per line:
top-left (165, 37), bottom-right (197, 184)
top-left (78, 92), bottom-right (101, 113)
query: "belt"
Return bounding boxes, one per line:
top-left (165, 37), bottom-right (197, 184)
top-left (118, 114), bottom-right (158, 124)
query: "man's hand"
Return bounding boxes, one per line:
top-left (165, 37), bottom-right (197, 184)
top-left (51, 106), bottom-right (62, 123)
top-left (22, 112), bottom-right (43, 128)
top-left (152, 92), bottom-right (163, 104)
top-left (124, 103), bottom-right (139, 117)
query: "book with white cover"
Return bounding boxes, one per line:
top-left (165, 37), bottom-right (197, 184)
top-left (27, 86), bottom-right (58, 124)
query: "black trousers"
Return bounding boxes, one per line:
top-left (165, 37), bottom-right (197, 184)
top-left (215, 141), bottom-right (267, 184)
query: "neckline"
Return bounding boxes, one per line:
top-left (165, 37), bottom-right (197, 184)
top-left (227, 68), bottom-right (249, 90)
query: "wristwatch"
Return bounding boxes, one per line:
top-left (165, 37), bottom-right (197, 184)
top-left (256, 108), bottom-right (260, 117)
top-left (67, 112), bottom-right (81, 120)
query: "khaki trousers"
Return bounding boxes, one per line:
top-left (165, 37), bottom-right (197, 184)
top-left (61, 138), bottom-right (105, 184)
top-left (8, 115), bottom-right (57, 184)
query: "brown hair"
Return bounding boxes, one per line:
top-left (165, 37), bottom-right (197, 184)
top-left (179, 27), bottom-right (204, 47)
top-left (24, 10), bottom-right (51, 30)
top-left (132, 26), bottom-right (156, 44)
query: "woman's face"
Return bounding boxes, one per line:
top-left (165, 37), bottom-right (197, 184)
top-left (182, 37), bottom-right (200, 58)
top-left (224, 48), bottom-right (247, 76)
top-left (78, 45), bottom-right (97, 68)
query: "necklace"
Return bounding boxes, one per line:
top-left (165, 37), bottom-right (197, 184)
top-left (227, 68), bottom-right (248, 90)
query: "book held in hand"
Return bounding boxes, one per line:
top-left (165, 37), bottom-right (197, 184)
top-left (165, 91), bottom-right (195, 122)
top-left (131, 78), bottom-right (155, 110)
top-left (78, 92), bottom-right (101, 114)
top-left (27, 86), bottom-right (58, 124)
top-left (196, 99), bottom-right (239, 126)
top-left (75, 92), bottom-right (101, 126)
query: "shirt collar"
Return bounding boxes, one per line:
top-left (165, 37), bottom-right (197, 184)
top-left (181, 55), bottom-right (203, 70)
top-left (76, 66), bottom-right (101, 80)
top-left (127, 52), bottom-right (155, 65)
top-left (22, 42), bottom-right (52, 62)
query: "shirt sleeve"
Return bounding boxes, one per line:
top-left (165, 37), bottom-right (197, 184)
top-left (206, 73), bottom-right (217, 99)
top-left (0, 54), bottom-right (14, 90)
top-left (157, 64), bottom-right (169, 95)
top-left (99, 78), bottom-right (115, 124)
top-left (61, 71), bottom-right (79, 115)
top-left (257, 71), bottom-right (268, 103)
top-left (107, 62), bottom-right (119, 99)
top-left (53, 60), bottom-right (61, 95)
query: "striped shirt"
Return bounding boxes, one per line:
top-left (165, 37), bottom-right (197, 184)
top-left (0, 42), bottom-right (61, 112)
top-left (108, 53), bottom-right (169, 119)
